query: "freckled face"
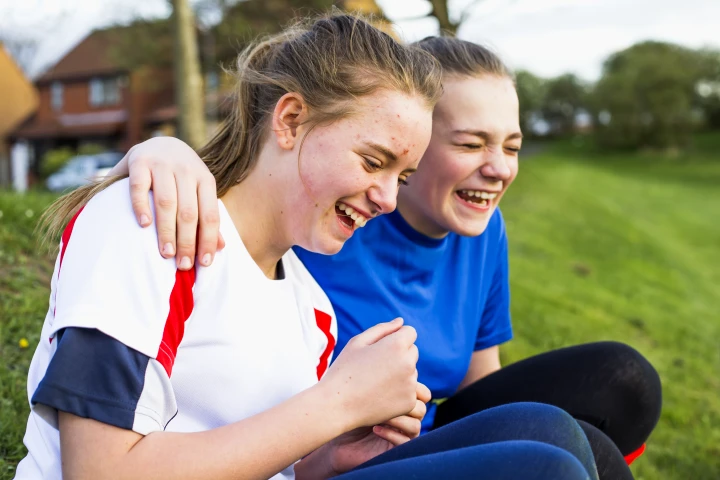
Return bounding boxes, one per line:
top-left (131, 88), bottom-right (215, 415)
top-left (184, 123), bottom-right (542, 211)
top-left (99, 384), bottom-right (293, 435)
top-left (398, 75), bottom-right (521, 238)
top-left (288, 90), bottom-right (433, 254)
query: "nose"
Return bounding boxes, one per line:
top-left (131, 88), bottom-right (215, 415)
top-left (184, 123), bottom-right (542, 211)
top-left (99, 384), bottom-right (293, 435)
top-left (367, 175), bottom-right (398, 215)
top-left (481, 149), bottom-right (512, 182)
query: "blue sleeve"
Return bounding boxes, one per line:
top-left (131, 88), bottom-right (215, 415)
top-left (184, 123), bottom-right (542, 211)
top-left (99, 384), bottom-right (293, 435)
top-left (32, 327), bottom-right (177, 434)
top-left (474, 218), bottom-right (513, 351)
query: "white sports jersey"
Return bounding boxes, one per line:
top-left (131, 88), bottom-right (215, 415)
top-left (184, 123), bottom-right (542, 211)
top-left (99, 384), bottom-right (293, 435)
top-left (15, 179), bottom-right (337, 480)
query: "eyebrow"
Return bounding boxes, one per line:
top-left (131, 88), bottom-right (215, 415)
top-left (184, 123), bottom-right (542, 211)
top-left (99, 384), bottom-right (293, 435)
top-left (366, 142), bottom-right (398, 162)
top-left (453, 129), bottom-right (524, 141)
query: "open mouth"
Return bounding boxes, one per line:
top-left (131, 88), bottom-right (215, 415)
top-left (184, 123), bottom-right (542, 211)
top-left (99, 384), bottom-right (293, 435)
top-left (336, 202), bottom-right (368, 229)
top-left (456, 189), bottom-right (498, 208)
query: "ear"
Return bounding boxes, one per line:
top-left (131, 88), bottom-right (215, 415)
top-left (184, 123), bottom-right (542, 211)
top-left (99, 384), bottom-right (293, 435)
top-left (271, 93), bottom-right (310, 151)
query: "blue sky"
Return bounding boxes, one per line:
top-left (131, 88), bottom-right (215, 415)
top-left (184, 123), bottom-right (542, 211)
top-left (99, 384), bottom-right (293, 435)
top-left (1, 0), bottom-right (718, 80)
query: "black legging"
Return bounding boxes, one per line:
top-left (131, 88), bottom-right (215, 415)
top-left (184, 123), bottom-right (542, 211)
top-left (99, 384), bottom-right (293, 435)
top-left (433, 342), bottom-right (662, 480)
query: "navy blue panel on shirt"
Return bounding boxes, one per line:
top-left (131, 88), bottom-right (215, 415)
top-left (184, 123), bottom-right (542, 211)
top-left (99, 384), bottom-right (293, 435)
top-left (294, 208), bottom-right (513, 431)
top-left (32, 327), bottom-right (150, 430)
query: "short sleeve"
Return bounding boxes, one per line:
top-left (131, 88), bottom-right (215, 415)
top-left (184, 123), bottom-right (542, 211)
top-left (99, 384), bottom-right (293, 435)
top-left (32, 179), bottom-right (194, 434)
top-left (474, 217), bottom-right (513, 351)
top-left (32, 328), bottom-right (177, 435)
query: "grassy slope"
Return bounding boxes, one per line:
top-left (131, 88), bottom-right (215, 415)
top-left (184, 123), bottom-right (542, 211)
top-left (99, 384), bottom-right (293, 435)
top-left (0, 191), bottom-right (58, 478)
top-left (0, 137), bottom-right (718, 478)
top-left (501, 136), bottom-right (720, 479)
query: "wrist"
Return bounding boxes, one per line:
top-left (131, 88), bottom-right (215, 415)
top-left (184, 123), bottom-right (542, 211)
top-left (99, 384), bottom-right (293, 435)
top-left (309, 380), bottom-right (356, 435)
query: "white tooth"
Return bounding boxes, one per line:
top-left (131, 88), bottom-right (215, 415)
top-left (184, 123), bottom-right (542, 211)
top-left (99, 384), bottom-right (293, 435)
top-left (480, 192), bottom-right (489, 200)
top-left (345, 207), bottom-right (355, 215)
top-left (356, 217), bottom-right (365, 227)
top-left (481, 199), bottom-right (488, 206)
top-left (337, 203), bottom-right (347, 211)
top-left (488, 193), bottom-right (498, 199)
top-left (350, 213), bottom-right (359, 222)
top-left (474, 191), bottom-right (482, 197)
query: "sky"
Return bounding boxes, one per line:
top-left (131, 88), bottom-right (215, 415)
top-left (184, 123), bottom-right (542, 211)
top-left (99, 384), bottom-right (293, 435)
top-left (1, 0), bottom-right (719, 80)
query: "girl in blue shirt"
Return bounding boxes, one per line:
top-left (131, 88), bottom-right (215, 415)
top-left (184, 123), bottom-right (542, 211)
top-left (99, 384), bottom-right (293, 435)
top-left (114, 36), bottom-right (658, 480)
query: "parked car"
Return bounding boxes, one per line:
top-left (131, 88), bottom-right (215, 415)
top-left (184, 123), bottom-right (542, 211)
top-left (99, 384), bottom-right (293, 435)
top-left (46, 152), bottom-right (124, 192)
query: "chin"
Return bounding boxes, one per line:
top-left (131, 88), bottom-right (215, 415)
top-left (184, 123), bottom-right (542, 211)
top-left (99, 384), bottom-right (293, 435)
top-left (302, 237), bottom-right (346, 256)
top-left (449, 217), bottom-right (492, 237)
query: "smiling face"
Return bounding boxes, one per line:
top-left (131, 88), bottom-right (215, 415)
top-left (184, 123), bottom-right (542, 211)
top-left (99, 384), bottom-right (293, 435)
top-left (397, 74), bottom-right (522, 238)
top-left (288, 89), bottom-right (433, 254)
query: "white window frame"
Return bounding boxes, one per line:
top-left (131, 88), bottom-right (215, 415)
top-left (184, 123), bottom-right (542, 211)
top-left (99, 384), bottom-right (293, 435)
top-left (88, 77), bottom-right (121, 107)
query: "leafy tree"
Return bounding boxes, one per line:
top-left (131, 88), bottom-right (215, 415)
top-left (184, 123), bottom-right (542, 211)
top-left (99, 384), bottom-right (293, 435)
top-left (694, 48), bottom-right (720, 129)
top-left (591, 41), bottom-right (705, 149)
top-left (514, 70), bottom-right (547, 135)
top-left (540, 74), bottom-right (588, 136)
top-left (209, 0), bottom-right (335, 66)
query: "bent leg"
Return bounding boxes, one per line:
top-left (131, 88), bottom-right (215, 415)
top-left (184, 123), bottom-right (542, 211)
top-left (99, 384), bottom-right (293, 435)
top-left (356, 402), bottom-right (598, 479)
top-left (434, 342), bottom-right (662, 455)
top-left (578, 420), bottom-right (634, 480)
top-left (338, 441), bottom-right (592, 480)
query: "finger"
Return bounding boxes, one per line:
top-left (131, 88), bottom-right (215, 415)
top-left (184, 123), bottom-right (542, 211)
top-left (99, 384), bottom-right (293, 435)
top-left (128, 160), bottom-right (153, 228)
top-left (396, 325), bottom-right (418, 346)
top-left (382, 415), bottom-right (422, 438)
top-left (351, 318), bottom-right (403, 346)
top-left (151, 165), bottom-right (179, 258)
top-left (372, 425), bottom-right (412, 446)
top-left (409, 344), bottom-right (419, 364)
top-left (174, 172), bottom-right (200, 270)
top-left (416, 382), bottom-right (432, 404)
top-left (197, 175), bottom-right (220, 267)
top-left (217, 231), bottom-right (226, 251)
top-left (407, 399), bottom-right (427, 422)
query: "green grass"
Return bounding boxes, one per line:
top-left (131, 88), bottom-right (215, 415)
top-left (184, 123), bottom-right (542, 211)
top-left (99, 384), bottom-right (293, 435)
top-left (0, 191), bottom-right (58, 478)
top-left (500, 135), bottom-right (720, 479)
top-left (1, 137), bottom-right (719, 479)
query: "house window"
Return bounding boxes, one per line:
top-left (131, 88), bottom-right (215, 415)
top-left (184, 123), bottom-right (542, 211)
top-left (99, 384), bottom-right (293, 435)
top-left (51, 82), bottom-right (63, 111)
top-left (89, 77), bottom-right (121, 107)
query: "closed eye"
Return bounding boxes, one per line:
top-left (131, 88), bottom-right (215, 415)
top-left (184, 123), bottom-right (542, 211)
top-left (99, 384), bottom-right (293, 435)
top-left (505, 147), bottom-right (521, 154)
top-left (363, 156), bottom-right (382, 171)
top-left (461, 144), bottom-right (483, 150)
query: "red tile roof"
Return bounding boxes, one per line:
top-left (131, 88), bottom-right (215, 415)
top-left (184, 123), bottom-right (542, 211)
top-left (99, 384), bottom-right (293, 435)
top-left (37, 29), bottom-right (128, 84)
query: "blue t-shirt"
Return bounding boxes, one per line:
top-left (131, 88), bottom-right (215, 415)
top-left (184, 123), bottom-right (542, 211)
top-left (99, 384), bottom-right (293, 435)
top-left (294, 208), bottom-right (512, 430)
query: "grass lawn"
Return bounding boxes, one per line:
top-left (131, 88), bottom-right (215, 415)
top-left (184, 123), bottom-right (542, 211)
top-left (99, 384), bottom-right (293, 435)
top-left (500, 135), bottom-right (720, 479)
top-left (1, 136), bottom-right (719, 479)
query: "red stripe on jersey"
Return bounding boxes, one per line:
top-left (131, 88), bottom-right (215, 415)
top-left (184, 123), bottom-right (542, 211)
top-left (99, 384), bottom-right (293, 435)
top-left (156, 268), bottom-right (196, 376)
top-left (52, 207), bottom-right (86, 335)
top-left (59, 207), bottom-right (85, 273)
top-left (314, 309), bottom-right (335, 380)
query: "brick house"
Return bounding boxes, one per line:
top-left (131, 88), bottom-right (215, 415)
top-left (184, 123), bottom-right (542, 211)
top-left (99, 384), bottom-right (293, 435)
top-left (0, 44), bottom-right (39, 188)
top-left (11, 25), bottom-right (178, 175)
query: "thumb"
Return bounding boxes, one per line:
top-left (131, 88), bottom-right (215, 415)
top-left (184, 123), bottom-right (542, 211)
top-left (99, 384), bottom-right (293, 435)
top-left (352, 318), bottom-right (404, 346)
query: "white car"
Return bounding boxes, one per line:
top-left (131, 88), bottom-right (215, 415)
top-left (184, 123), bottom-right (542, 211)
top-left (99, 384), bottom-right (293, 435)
top-left (46, 153), bottom-right (123, 192)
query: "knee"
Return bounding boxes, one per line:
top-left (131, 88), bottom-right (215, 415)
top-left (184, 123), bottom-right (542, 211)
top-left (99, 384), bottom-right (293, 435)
top-left (483, 402), bottom-right (589, 447)
top-left (501, 402), bottom-right (581, 431)
top-left (597, 342), bottom-right (662, 423)
top-left (511, 441), bottom-right (596, 480)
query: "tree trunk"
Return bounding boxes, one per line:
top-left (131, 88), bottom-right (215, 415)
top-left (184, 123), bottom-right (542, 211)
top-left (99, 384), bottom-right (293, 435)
top-left (171, 0), bottom-right (206, 148)
top-left (428, 0), bottom-right (458, 36)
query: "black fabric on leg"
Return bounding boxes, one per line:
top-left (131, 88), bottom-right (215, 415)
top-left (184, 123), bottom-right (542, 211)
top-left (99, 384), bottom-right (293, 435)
top-left (577, 420), bottom-right (634, 480)
top-left (433, 342), bottom-right (662, 455)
